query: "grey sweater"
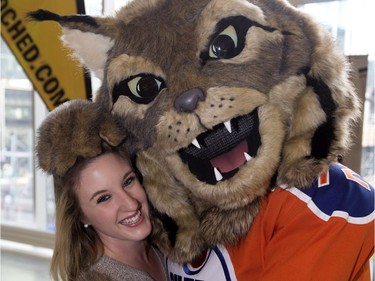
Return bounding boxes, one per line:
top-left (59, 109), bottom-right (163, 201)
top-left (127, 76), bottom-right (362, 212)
top-left (77, 249), bottom-right (167, 281)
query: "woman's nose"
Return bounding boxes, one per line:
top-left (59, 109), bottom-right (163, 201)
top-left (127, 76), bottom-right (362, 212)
top-left (119, 192), bottom-right (140, 209)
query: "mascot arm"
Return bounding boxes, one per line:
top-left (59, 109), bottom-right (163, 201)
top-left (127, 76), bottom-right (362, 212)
top-left (228, 163), bottom-right (374, 281)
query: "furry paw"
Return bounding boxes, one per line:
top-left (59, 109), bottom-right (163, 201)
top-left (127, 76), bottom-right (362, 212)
top-left (36, 100), bottom-right (126, 176)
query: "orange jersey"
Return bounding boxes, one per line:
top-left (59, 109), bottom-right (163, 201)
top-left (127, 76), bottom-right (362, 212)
top-left (167, 163), bottom-right (374, 280)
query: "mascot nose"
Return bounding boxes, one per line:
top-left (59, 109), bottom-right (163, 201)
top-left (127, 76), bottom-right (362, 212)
top-left (174, 88), bottom-right (205, 112)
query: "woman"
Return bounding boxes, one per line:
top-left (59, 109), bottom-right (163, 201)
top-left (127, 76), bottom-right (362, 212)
top-left (36, 100), bottom-right (167, 281)
top-left (51, 148), bottom-right (167, 281)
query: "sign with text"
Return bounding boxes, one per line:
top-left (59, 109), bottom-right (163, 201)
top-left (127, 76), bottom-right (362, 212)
top-left (1, 0), bottom-right (91, 111)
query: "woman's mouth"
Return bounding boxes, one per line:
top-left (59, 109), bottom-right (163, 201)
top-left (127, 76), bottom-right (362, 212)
top-left (119, 210), bottom-right (143, 226)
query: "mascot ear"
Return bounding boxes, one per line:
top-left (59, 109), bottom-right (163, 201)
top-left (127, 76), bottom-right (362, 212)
top-left (28, 9), bottom-right (115, 80)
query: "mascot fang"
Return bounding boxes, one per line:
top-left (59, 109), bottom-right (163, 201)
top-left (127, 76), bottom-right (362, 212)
top-left (31, 0), bottom-right (374, 279)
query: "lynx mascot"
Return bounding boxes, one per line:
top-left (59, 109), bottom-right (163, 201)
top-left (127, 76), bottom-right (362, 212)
top-left (31, 0), bottom-right (374, 280)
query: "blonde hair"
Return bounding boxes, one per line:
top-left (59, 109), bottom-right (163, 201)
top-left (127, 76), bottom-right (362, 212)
top-left (50, 148), bottom-right (130, 281)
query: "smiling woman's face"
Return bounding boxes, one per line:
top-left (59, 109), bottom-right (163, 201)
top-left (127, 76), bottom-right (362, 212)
top-left (76, 152), bottom-right (151, 248)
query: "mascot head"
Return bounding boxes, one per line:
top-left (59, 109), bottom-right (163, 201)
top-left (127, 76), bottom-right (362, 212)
top-left (30, 0), bottom-right (360, 262)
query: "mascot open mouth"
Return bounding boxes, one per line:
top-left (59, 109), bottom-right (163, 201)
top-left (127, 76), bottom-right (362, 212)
top-left (178, 109), bottom-right (261, 185)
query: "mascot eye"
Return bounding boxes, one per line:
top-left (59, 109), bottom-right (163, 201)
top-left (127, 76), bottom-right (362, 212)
top-left (112, 74), bottom-right (166, 104)
top-left (200, 16), bottom-right (269, 64)
top-left (128, 76), bottom-right (163, 99)
top-left (209, 25), bottom-right (238, 59)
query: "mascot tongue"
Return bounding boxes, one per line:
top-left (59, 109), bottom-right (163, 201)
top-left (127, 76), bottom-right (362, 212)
top-left (210, 140), bottom-right (248, 173)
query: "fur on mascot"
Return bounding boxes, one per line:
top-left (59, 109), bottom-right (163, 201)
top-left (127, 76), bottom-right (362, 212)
top-left (32, 0), bottom-right (374, 280)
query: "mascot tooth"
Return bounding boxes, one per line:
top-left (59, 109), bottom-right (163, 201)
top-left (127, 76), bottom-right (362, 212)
top-left (30, 0), bottom-right (374, 279)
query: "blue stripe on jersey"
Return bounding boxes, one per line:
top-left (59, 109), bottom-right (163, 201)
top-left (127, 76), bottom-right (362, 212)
top-left (300, 163), bottom-right (374, 218)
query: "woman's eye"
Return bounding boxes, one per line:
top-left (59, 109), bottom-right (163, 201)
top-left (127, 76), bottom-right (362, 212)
top-left (123, 176), bottom-right (136, 188)
top-left (209, 25), bottom-right (238, 59)
top-left (97, 194), bottom-right (110, 204)
top-left (112, 74), bottom-right (166, 104)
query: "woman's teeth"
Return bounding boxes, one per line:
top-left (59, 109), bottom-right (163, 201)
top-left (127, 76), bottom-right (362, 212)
top-left (120, 210), bottom-right (142, 225)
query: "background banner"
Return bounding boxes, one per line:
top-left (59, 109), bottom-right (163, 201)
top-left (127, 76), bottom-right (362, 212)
top-left (1, 0), bottom-right (91, 111)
